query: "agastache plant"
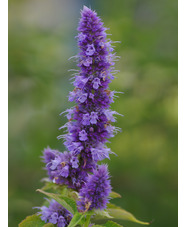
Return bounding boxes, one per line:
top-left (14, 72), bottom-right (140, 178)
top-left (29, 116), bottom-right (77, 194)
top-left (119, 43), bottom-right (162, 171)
top-left (19, 6), bottom-right (149, 227)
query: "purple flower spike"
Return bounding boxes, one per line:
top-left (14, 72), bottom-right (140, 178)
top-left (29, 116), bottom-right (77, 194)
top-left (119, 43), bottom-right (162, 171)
top-left (58, 6), bottom-right (121, 168)
top-left (42, 6), bottom-right (121, 211)
top-left (77, 165), bottom-right (112, 211)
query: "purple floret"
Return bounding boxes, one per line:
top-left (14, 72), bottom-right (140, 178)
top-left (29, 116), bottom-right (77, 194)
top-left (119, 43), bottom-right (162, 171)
top-left (36, 199), bottom-right (72, 227)
top-left (77, 164), bottom-right (112, 211)
top-left (79, 129), bottom-right (88, 141)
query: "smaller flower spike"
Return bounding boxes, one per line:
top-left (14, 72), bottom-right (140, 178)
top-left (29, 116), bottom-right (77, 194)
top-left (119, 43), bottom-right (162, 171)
top-left (42, 147), bottom-right (90, 190)
top-left (77, 164), bottom-right (111, 211)
top-left (36, 199), bottom-right (72, 227)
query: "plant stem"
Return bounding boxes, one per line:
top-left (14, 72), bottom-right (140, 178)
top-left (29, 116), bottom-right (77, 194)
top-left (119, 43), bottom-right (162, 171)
top-left (84, 215), bottom-right (91, 227)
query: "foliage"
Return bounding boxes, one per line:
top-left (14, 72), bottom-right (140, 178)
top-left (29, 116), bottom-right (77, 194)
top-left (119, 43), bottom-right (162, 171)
top-left (19, 182), bottom-right (149, 226)
top-left (19, 214), bottom-right (46, 227)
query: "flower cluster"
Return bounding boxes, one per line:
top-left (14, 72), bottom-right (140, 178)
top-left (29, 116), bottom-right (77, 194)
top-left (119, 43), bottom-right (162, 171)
top-left (42, 147), bottom-right (88, 190)
top-left (36, 199), bottom-right (72, 227)
top-left (41, 5), bottom-right (120, 218)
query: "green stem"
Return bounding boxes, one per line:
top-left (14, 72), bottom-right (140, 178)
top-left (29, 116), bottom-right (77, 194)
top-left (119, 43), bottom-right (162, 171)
top-left (84, 215), bottom-right (91, 227)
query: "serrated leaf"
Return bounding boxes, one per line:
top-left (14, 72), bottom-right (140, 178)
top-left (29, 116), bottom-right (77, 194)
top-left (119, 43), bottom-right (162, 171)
top-left (107, 204), bottom-right (149, 225)
top-left (68, 212), bottom-right (85, 227)
top-left (110, 191), bottom-right (122, 199)
top-left (19, 214), bottom-right (45, 227)
top-left (37, 189), bottom-right (77, 214)
top-left (103, 220), bottom-right (123, 227)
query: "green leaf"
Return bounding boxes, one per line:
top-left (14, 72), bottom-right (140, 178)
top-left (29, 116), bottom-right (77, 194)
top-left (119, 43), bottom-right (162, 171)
top-left (92, 221), bottom-right (122, 227)
top-left (61, 196), bottom-right (78, 214)
top-left (109, 191), bottom-right (122, 199)
top-left (41, 181), bottom-right (66, 192)
top-left (92, 225), bottom-right (105, 227)
top-left (37, 189), bottom-right (77, 214)
top-left (94, 209), bottom-right (113, 219)
top-left (85, 210), bottom-right (95, 216)
top-left (107, 204), bottom-right (149, 225)
top-left (43, 224), bottom-right (55, 227)
top-left (103, 220), bottom-right (123, 227)
top-left (19, 214), bottom-right (45, 227)
top-left (68, 212), bottom-right (85, 227)
top-left (41, 180), bottom-right (79, 200)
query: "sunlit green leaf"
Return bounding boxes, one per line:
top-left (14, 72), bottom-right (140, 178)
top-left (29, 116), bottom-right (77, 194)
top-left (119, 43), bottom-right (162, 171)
top-left (107, 204), bottom-right (149, 225)
top-left (37, 189), bottom-right (77, 214)
top-left (109, 191), bottom-right (122, 199)
top-left (19, 214), bottom-right (45, 227)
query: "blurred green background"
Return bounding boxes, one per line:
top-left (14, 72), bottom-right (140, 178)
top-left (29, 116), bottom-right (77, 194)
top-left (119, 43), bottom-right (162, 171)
top-left (8, 0), bottom-right (177, 226)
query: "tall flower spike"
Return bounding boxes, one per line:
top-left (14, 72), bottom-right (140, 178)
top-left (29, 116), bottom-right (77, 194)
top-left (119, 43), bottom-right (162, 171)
top-left (55, 6), bottom-right (120, 190)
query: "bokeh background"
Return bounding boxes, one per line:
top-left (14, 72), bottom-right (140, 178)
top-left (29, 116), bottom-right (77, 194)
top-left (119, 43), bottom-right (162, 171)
top-left (8, 0), bottom-right (178, 226)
